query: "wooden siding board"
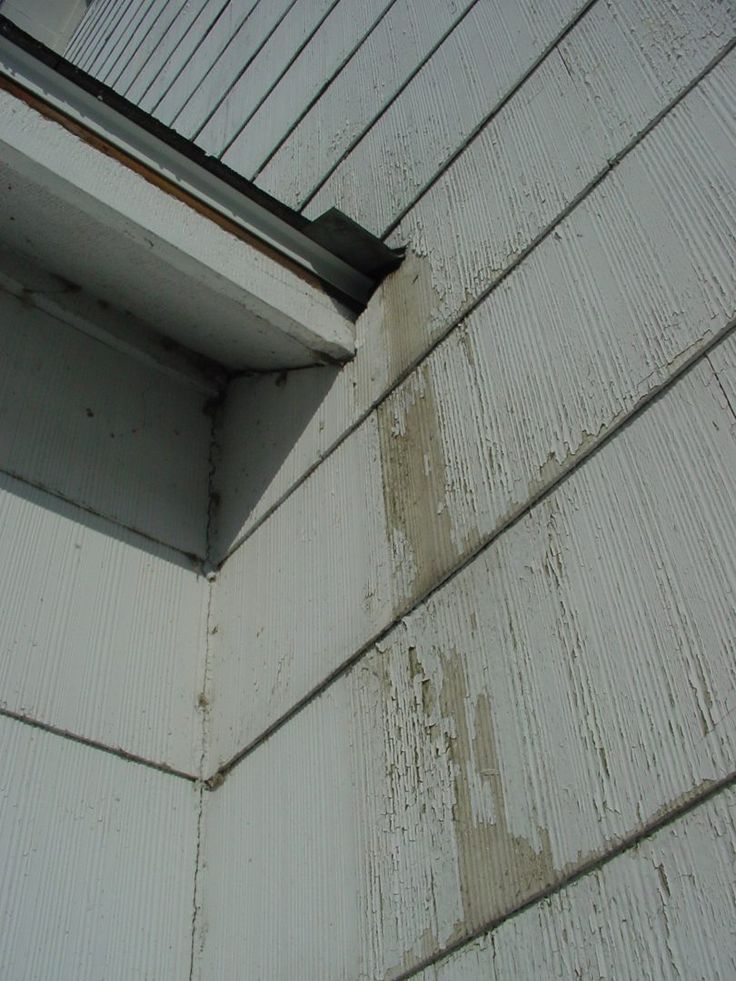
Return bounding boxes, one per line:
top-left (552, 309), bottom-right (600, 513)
top-left (306, 0), bottom-right (736, 236)
top-left (0, 472), bottom-right (209, 773)
top-left (224, 0), bottom-right (450, 184)
top-left (170, 0), bottom-right (309, 139)
top-left (214, 43), bottom-right (736, 565)
top-left (127, 0), bottom-right (217, 107)
top-left (208, 411), bottom-right (395, 769)
top-left (426, 788), bottom-right (736, 979)
top-left (0, 290), bottom-right (211, 557)
top-left (0, 717), bottom-right (199, 981)
top-left (202, 353), bottom-right (736, 976)
top-left (78, 0), bottom-right (149, 76)
top-left (197, 684), bottom-right (361, 980)
top-left (193, 0), bottom-right (356, 154)
top-left (150, 0), bottom-right (271, 124)
top-left (106, 0), bottom-right (195, 92)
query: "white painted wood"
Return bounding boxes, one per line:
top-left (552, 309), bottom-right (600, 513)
top-left (306, 0), bottom-right (736, 236)
top-left (126, 0), bottom-right (214, 106)
top-left (64, 0), bottom-right (113, 62)
top-left (193, 0), bottom-right (340, 152)
top-left (0, 717), bottom-right (199, 981)
top-left (0, 85), bottom-right (356, 366)
top-left (66, 0), bottom-right (128, 70)
top-left (1, 0), bottom-right (88, 54)
top-left (164, 0), bottom-right (298, 134)
top-left (196, 683), bottom-right (361, 981)
top-left (708, 331), bottom-right (736, 415)
top-left (150, 0), bottom-right (265, 124)
top-left (0, 471), bottom-right (209, 773)
top-left (105, 0), bottom-right (193, 91)
top-left (213, 48), bottom-right (736, 564)
top-left (426, 788), bottom-right (736, 980)
top-left (208, 411), bottom-right (395, 769)
top-left (254, 0), bottom-right (543, 206)
top-left (223, 0), bottom-right (403, 179)
top-left (0, 288), bottom-right (211, 555)
top-left (92, 0), bottom-right (161, 84)
top-left (203, 354), bottom-right (736, 977)
top-left (78, 0), bottom-right (146, 75)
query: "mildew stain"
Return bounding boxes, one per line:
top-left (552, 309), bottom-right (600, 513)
top-left (437, 653), bottom-right (556, 931)
top-left (380, 248), bottom-right (446, 382)
top-left (378, 365), bottom-right (454, 605)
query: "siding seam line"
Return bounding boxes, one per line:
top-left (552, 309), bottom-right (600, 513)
top-left (250, 0), bottom-right (406, 180)
top-left (291, 0), bottom-right (485, 207)
top-left (219, 35), bottom-right (736, 568)
top-left (394, 771), bottom-right (736, 980)
top-left (0, 706), bottom-right (199, 781)
top-left (0, 460), bottom-right (206, 566)
top-left (214, 0), bottom-right (345, 153)
top-left (377, 0), bottom-right (599, 239)
top-left (212, 314), bottom-right (736, 781)
top-left (705, 353), bottom-right (736, 422)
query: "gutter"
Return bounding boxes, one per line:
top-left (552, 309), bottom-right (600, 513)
top-left (0, 15), bottom-right (403, 311)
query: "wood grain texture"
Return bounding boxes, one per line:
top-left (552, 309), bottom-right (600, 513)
top-left (0, 290), bottom-right (211, 556)
top-left (180, 0), bottom-right (332, 144)
top-left (425, 787), bottom-right (736, 979)
top-left (201, 351), bottom-right (736, 977)
top-left (127, 0), bottom-right (217, 107)
top-left (0, 717), bottom-right (199, 981)
top-left (303, 0), bottom-right (587, 231)
top-left (214, 47), bottom-right (736, 567)
top-left (196, 683), bottom-right (361, 981)
top-left (152, 0), bottom-right (280, 127)
top-left (228, 0), bottom-right (472, 188)
top-left (307, 0), bottom-right (736, 236)
top-left (208, 411), bottom-right (395, 769)
top-left (0, 471), bottom-right (209, 773)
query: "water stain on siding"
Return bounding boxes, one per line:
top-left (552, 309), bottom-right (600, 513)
top-left (378, 364), bottom-right (454, 605)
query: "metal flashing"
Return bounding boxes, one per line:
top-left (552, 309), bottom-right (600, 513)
top-left (0, 15), bottom-right (403, 309)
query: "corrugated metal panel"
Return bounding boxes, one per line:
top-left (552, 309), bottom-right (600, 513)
top-left (427, 787), bottom-right (736, 979)
top-left (0, 290), bottom-right (211, 556)
top-left (0, 716), bottom-right (199, 980)
top-left (0, 471), bottom-right (209, 773)
top-left (200, 350), bottom-right (736, 976)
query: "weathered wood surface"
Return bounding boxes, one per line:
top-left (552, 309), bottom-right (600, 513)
top-left (0, 471), bottom-right (209, 773)
top-left (259, 0), bottom-right (585, 210)
top-left (201, 347), bottom-right (736, 976)
top-left (425, 787), bottom-right (736, 979)
top-left (0, 717), bottom-right (199, 981)
top-left (212, 50), bottom-right (736, 763)
top-left (215, 3), bottom-right (736, 558)
top-left (0, 290), bottom-right (211, 556)
top-left (228, 0), bottom-right (477, 186)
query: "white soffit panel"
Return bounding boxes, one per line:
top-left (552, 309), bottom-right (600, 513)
top-left (0, 79), bottom-right (357, 369)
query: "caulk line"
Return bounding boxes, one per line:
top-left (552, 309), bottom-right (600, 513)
top-left (0, 706), bottom-right (199, 782)
top-left (0, 460), bottom-right (206, 569)
top-left (217, 36), bottom-right (736, 569)
top-left (395, 770), bottom-right (736, 979)
top-left (210, 315), bottom-right (736, 785)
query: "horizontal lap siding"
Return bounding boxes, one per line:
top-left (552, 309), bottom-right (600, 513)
top-left (211, 50), bottom-right (736, 764)
top-left (200, 345), bottom-right (736, 977)
top-left (229, 0), bottom-right (477, 188)
top-left (0, 718), bottom-right (199, 981)
top-left (426, 787), bottom-right (736, 979)
top-left (214, 0), bottom-right (736, 558)
top-left (263, 0), bottom-right (586, 212)
top-left (0, 472), bottom-right (208, 773)
top-left (0, 290), bottom-right (211, 557)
